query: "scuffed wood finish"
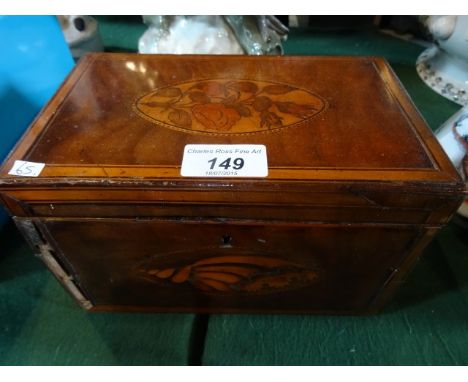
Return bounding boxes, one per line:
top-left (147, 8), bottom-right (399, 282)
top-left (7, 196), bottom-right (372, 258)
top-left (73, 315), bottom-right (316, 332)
top-left (0, 54), bottom-right (465, 314)
top-left (31, 217), bottom-right (427, 313)
top-left (13, 218), bottom-right (93, 310)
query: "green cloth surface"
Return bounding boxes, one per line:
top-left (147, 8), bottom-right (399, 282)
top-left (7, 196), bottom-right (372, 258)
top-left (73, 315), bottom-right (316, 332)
top-left (202, 226), bottom-right (468, 365)
top-left (96, 16), bottom-right (146, 52)
top-left (1, 18), bottom-right (467, 365)
top-left (0, 223), bottom-right (197, 365)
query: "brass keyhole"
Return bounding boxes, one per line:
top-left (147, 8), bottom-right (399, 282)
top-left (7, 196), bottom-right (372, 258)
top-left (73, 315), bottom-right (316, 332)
top-left (220, 235), bottom-right (233, 247)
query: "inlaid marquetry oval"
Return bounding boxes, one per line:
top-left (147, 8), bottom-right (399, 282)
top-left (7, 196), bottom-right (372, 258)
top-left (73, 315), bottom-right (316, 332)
top-left (134, 79), bottom-right (327, 135)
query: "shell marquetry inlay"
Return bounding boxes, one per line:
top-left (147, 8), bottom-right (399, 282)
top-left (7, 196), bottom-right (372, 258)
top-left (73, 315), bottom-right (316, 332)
top-left (139, 255), bottom-right (318, 294)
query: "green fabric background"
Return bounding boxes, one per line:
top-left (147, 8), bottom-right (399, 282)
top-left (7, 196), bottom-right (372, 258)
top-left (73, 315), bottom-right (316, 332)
top-left (0, 17), bottom-right (467, 365)
top-left (0, 225), bottom-right (196, 365)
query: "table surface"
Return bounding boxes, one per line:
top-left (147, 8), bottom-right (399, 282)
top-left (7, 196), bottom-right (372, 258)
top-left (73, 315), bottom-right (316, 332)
top-left (0, 17), bottom-right (467, 365)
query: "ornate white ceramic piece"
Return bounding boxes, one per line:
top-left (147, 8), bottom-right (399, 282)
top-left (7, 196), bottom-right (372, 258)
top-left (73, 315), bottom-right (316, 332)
top-left (436, 107), bottom-right (468, 218)
top-left (417, 16), bottom-right (468, 106)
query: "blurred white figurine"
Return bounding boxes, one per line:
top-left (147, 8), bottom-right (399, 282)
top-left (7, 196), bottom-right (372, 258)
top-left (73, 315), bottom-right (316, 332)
top-left (138, 16), bottom-right (288, 55)
top-left (58, 15), bottom-right (103, 59)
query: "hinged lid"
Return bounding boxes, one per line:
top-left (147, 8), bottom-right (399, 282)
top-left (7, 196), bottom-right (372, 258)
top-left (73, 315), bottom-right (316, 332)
top-left (0, 54), bottom-right (464, 218)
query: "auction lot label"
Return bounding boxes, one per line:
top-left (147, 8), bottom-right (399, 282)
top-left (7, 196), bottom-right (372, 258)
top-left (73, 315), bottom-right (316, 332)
top-left (181, 144), bottom-right (268, 177)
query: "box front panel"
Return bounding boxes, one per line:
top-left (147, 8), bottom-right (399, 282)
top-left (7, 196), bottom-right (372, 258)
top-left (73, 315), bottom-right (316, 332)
top-left (36, 218), bottom-right (423, 313)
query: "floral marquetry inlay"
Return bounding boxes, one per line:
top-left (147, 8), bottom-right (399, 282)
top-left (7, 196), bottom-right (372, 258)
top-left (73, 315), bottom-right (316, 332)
top-left (134, 79), bottom-right (327, 135)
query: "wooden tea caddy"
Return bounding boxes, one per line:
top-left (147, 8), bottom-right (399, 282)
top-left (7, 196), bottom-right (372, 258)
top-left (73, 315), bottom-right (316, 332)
top-left (0, 54), bottom-right (464, 314)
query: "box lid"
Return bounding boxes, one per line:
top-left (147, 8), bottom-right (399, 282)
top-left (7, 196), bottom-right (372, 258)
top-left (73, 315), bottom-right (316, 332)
top-left (0, 54), bottom-right (464, 216)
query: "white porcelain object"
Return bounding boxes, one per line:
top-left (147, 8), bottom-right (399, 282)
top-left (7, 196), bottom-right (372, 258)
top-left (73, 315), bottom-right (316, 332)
top-left (138, 16), bottom-right (288, 55)
top-left (436, 107), bottom-right (468, 218)
top-left (58, 16), bottom-right (103, 59)
top-left (138, 16), bottom-right (244, 55)
top-left (417, 16), bottom-right (468, 106)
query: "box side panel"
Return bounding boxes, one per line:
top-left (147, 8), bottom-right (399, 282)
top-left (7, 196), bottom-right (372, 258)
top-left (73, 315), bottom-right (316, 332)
top-left (13, 217), bottom-right (94, 310)
top-left (366, 226), bottom-right (440, 313)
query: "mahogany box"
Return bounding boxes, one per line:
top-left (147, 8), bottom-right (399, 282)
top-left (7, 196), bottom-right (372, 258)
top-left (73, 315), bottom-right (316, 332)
top-left (0, 54), bottom-right (464, 314)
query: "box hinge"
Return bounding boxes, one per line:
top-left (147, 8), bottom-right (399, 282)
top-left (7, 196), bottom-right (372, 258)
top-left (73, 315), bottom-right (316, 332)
top-left (13, 218), bottom-right (94, 310)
